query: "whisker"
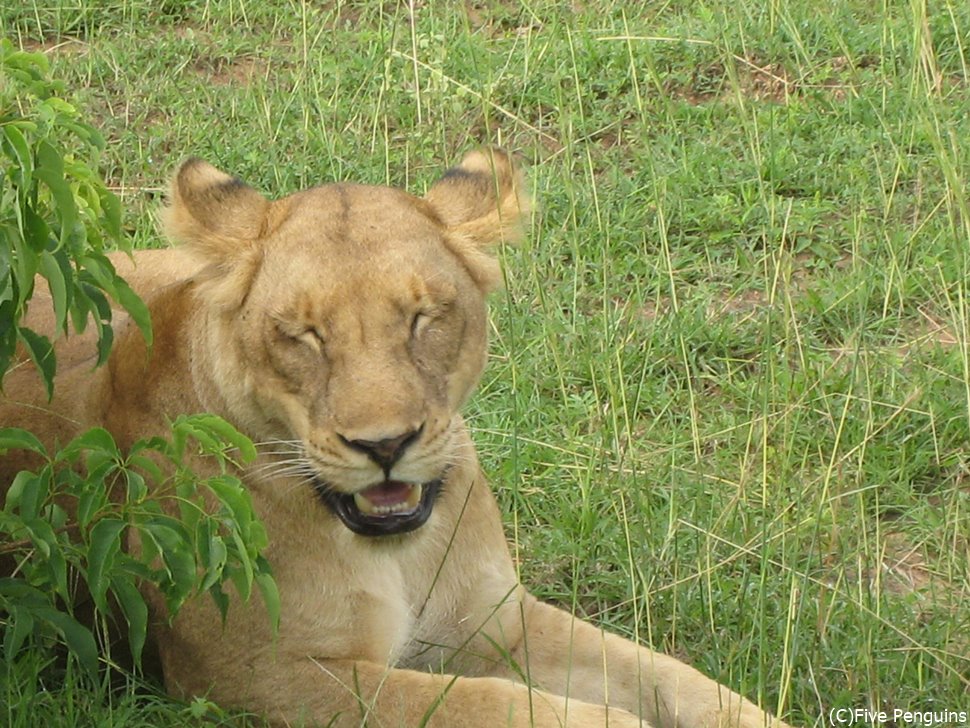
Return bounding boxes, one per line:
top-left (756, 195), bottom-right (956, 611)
top-left (246, 457), bottom-right (310, 473)
top-left (249, 452), bottom-right (307, 462)
top-left (278, 467), bottom-right (317, 479)
top-left (281, 476), bottom-right (318, 496)
top-left (250, 464), bottom-right (315, 479)
top-left (252, 440), bottom-right (304, 451)
top-left (246, 465), bottom-right (315, 482)
top-left (257, 447), bottom-right (303, 454)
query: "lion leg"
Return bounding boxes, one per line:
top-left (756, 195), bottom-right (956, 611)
top-left (496, 595), bottom-right (790, 728)
top-left (169, 655), bottom-right (645, 728)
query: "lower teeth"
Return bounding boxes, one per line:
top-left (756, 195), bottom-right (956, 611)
top-left (353, 483), bottom-right (423, 516)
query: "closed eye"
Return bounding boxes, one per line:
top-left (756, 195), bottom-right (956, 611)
top-left (298, 328), bottom-right (326, 351)
top-left (411, 311), bottom-right (432, 338)
top-left (273, 316), bottom-right (326, 352)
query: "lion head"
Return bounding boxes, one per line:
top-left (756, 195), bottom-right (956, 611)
top-left (161, 149), bottom-right (528, 536)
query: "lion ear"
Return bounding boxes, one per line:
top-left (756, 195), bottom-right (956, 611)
top-left (161, 158), bottom-right (272, 309)
top-left (425, 148), bottom-right (531, 290)
top-left (162, 157), bottom-right (270, 257)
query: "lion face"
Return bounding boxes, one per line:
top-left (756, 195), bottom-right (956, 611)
top-left (162, 151), bottom-right (527, 536)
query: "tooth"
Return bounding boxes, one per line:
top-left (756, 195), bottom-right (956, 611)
top-left (407, 483), bottom-right (423, 509)
top-left (352, 483), bottom-right (423, 517)
top-left (354, 492), bottom-right (377, 515)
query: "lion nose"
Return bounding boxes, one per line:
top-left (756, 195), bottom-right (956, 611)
top-left (340, 426), bottom-right (423, 471)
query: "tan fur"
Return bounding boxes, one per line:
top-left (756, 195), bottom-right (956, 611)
top-left (0, 150), bottom-right (791, 728)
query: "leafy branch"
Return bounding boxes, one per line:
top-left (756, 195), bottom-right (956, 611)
top-left (0, 415), bottom-right (279, 675)
top-left (1, 38), bottom-right (151, 397)
top-left (0, 41), bottom-right (278, 680)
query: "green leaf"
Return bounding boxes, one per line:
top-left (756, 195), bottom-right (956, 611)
top-left (22, 516), bottom-right (57, 560)
top-left (0, 240), bottom-right (11, 304)
top-left (1, 124), bottom-right (33, 188)
top-left (140, 519), bottom-right (196, 612)
top-left (10, 228), bottom-right (39, 310)
top-left (124, 450), bottom-right (165, 482)
top-left (172, 419), bottom-right (221, 459)
top-left (207, 583), bottom-right (229, 623)
top-left (74, 279), bottom-right (115, 366)
top-left (186, 696), bottom-right (220, 720)
top-left (16, 326), bottom-right (56, 400)
top-left (111, 574), bottom-right (148, 665)
top-left (68, 281), bottom-right (92, 335)
top-left (38, 249), bottom-right (70, 335)
top-left (83, 451), bottom-right (120, 484)
top-left (200, 532), bottom-right (228, 592)
top-left (34, 140), bottom-right (77, 249)
top-left (79, 276), bottom-right (113, 325)
top-left (112, 275), bottom-right (152, 348)
top-left (58, 427), bottom-right (118, 461)
top-left (228, 529), bottom-right (255, 601)
top-left (41, 96), bottom-right (77, 117)
top-left (206, 475), bottom-right (255, 536)
top-left (175, 484), bottom-right (204, 533)
top-left (33, 605), bottom-right (99, 677)
top-left (3, 605), bottom-right (35, 662)
top-left (0, 427), bottom-right (47, 456)
top-left (255, 566), bottom-right (281, 633)
top-left (3, 470), bottom-right (34, 513)
top-left (174, 414), bottom-right (257, 465)
top-left (0, 577), bottom-right (45, 601)
top-left (99, 189), bottom-right (123, 243)
top-left (86, 518), bottom-right (126, 612)
top-left (0, 304), bottom-right (13, 382)
top-left (77, 253), bottom-right (115, 290)
top-left (76, 485), bottom-right (107, 529)
top-left (94, 320), bottom-right (114, 367)
top-left (45, 502), bottom-right (68, 530)
top-left (22, 205), bottom-right (53, 257)
top-left (26, 513), bottom-right (69, 600)
top-left (5, 469), bottom-right (48, 521)
top-left (125, 469), bottom-right (147, 502)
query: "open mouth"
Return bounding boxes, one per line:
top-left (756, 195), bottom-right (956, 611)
top-left (314, 478), bottom-right (442, 537)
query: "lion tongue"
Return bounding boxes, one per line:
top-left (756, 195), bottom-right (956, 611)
top-left (353, 481), bottom-right (422, 516)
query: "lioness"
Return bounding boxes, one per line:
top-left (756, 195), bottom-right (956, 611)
top-left (0, 150), bottom-right (790, 728)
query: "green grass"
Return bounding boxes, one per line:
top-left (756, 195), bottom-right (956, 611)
top-left (3, 0), bottom-right (969, 725)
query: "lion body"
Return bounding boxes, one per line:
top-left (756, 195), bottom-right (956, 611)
top-left (0, 152), bottom-right (788, 728)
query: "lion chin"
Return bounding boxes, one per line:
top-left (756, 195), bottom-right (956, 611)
top-left (0, 149), bottom-right (792, 728)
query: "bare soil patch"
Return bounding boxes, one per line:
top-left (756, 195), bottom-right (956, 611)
top-left (669, 54), bottom-right (880, 106)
